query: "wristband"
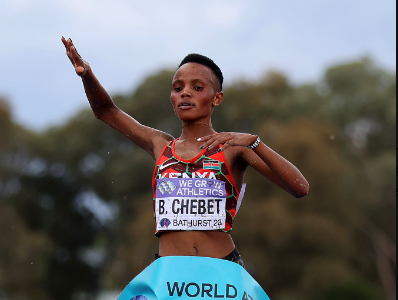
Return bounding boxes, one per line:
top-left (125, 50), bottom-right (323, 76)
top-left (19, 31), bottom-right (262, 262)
top-left (247, 135), bottom-right (261, 150)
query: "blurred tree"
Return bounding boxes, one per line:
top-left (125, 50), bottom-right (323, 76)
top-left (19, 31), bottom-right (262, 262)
top-left (323, 57), bottom-right (396, 156)
top-left (0, 98), bottom-right (52, 299)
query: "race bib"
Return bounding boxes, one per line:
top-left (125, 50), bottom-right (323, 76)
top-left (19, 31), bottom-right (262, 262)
top-left (155, 178), bottom-right (226, 231)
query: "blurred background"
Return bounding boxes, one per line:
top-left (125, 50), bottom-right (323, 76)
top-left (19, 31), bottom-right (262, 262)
top-left (0, 0), bottom-right (395, 299)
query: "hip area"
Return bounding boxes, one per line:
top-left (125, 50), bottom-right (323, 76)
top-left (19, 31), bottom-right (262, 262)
top-left (158, 230), bottom-right (235, 258)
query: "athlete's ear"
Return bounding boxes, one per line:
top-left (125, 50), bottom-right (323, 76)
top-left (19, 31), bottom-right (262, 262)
top-left (213, 92), bottom-right (224, 107)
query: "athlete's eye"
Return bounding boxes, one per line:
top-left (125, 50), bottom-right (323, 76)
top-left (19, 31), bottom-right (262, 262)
top-left (194, 86), bottom-right (203, 91)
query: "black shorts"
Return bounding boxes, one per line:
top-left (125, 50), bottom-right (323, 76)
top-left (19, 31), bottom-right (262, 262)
top-left (155, 247), bottom-right (245, 268)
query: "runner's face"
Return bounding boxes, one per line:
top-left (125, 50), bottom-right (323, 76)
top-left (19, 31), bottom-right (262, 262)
top-left (171, 63), bottom-right (222, 121)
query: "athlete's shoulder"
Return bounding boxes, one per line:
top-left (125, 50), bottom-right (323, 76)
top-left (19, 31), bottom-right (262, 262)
top-left (153, 134), bottom-right (175, 161)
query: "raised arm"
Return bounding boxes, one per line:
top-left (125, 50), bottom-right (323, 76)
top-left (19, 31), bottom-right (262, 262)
top-left (61, 37), bottom-right (173, 159)
top-left (198, 132), bottom-right (309, 198)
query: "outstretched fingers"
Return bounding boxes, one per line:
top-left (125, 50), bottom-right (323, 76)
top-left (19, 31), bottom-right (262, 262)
top-left (61, 37), bottom-right (87, 76)
top-left (62, 36), bottom-right (73, 63)
top-left (61, 36), bottom-right (68, 48)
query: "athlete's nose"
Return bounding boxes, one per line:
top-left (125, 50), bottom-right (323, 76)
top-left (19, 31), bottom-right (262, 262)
top-left (181, 89), bottom-right (191, 98)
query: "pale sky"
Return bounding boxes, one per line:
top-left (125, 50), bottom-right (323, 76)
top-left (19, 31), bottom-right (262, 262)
top-left (0, 0), bottom-right (395, 130)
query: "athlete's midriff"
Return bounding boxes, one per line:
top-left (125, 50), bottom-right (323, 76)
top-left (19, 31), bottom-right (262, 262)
top-left (158, 230), bottom-right (236, 258)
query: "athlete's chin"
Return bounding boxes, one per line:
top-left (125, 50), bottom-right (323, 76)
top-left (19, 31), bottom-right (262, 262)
top-left (178, 117), bottom-right (197, 123)
top-left (175, 113), bottom-right (199, 122)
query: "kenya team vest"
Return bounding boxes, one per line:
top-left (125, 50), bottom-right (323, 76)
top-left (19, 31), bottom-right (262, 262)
top-left (152, 140), bottom-right (240, 234)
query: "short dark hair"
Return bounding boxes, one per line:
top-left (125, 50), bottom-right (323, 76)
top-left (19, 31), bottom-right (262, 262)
top-left (179, 53), bottom-right (224, 91)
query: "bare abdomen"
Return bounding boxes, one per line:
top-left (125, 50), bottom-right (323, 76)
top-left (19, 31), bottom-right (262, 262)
top-left (158, 231), bottom-right (235, 258)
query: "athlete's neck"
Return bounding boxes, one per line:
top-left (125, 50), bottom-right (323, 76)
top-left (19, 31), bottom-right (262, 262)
top-left (180, 121), bottom-right (216, 143)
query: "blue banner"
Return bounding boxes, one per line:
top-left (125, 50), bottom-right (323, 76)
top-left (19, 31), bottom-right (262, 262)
top-left (117, 256), bottom-right (270, 300)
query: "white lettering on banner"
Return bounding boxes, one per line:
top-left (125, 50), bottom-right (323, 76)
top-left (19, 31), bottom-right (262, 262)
top-left (157, 178), bottom-right (225, 197)
top-left (175, 188), bottom-right (224, 197)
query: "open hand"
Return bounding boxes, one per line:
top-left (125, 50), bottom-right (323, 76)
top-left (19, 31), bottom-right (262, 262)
top-left (197, 132), bottom-right (258, 152)
top-left (61, 36), bottom-right (90, 76)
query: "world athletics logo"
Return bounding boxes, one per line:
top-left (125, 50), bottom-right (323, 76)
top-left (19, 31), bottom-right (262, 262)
top-left (160, 218), bottom-right (171, 228)
top-left (130, 296), bottom-right (148, 300)
top-left (158, 180), bottom-right (176, 195)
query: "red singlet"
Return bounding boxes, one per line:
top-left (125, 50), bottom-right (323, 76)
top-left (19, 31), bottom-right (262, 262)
top-left (152, 140), bottom-right (241, 234)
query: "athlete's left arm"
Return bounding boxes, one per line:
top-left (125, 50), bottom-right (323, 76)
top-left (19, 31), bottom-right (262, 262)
top-left (198, 132), bottom-right (309, 198)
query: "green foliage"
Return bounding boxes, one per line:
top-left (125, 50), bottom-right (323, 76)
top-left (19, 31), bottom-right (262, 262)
top-left (0, 58), bottom-right (395, 299)
top-left (311, 280), bottom-right (381, 300)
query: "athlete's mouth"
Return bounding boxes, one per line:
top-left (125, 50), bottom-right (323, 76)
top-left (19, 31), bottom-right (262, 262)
top-left (178, 101), bottom-right (195, 108)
